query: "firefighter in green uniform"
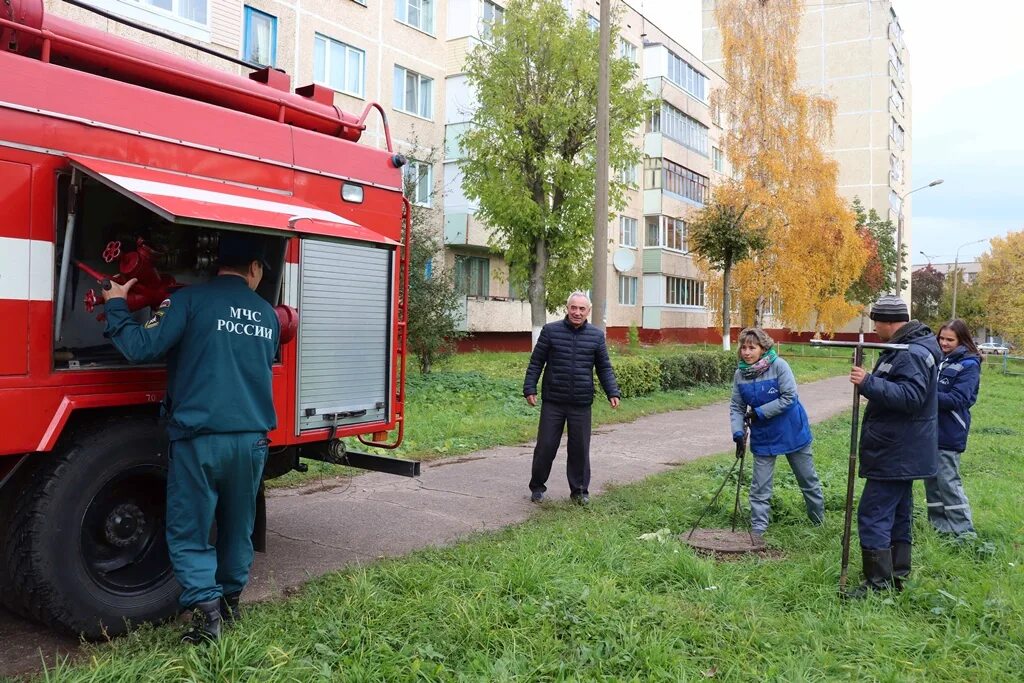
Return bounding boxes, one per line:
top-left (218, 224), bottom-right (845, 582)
top-left (101, 232), bottom-right (279, 644)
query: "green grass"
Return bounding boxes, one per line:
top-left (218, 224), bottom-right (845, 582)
top-left (34, 367), bottom-right (1024, 681)
top-left (272, 346), bottom-right (848, 488)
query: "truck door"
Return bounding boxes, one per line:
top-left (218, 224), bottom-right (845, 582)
top-left (0, 160), bottom-right (36, 376)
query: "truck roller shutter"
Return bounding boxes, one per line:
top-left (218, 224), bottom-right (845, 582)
top-left (297, 238), bottom-right (392, 433)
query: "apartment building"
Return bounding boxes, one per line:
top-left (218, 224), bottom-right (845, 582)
top-left (444, 0), bottom-right (727, 348)
top-left (49, 0), bottom-right (448, 225)
top-left (703, 0), bottom-right (913, 307)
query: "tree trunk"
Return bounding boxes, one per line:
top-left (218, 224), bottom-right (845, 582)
top-left (529, 237), bottom-right (548, 347)
top-left (721, 258), bottom-right (733, 351)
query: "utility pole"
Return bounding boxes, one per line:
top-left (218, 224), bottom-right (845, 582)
top-left (592, 0), bottom-right (611, 331)
top-left (894, 179), bottom-right (943, 298)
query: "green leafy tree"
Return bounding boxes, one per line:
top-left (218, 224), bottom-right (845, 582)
top-left (938, 275), bottom-right (986, 332)
top-left (689, 190), bottom-right (768, 348)
top-left (910, 265), bottom-right (945, 324)
top-left (402, 148), bottom-right (465, 374)
top-left (978, 231), bottom-right (1024, 345)
top-left (847, 197), bottom-right (901, 329)
top-left (459, 0), bottom-right (649, 338)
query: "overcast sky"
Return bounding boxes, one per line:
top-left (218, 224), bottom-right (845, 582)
top-left (633, 0), bottom-right (1024, 267)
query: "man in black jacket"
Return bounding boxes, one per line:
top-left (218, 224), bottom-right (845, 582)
top-left (524, 292), bottom-right (620, 504)
top-left (848, 295), bottom-right (941, 597)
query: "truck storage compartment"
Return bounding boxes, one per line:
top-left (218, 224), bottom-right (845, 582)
top-left (297, 238), bottom-right (393, 432)
top-left (52, 173), bottom-right (286, 370)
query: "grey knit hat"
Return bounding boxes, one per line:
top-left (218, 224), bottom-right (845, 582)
top-left (869, 295), bottom-right (909, 323)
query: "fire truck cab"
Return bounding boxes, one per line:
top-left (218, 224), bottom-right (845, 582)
top-left (0, 0), bottom-right (414, 638)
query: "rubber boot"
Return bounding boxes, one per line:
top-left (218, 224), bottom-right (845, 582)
top-left (221, 592), bottom-right (242, 624)
top-left (891, 542), bottom-right (911, 591)
top-left (844, 548), bottom-right (895, 600)
top-left (181, 598), bottom-right (222, 644)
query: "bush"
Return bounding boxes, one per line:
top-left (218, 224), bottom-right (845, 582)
top-left (658, 350), bottom-right (737, 391)
top-left (613, 356), bottom-right (662, 398)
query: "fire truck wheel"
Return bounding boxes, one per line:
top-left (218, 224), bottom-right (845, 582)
top-left (0, 417), bottom-right (180, 639)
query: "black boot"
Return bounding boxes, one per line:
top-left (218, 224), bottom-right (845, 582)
top-left (221, 592), bottom-right (242, 624)
top-left (181, 598), bottom-right (222, 644)
top-left (891, 542), bottom-right (911, 591)
top-left (844, 548), bottom-right (895, 600)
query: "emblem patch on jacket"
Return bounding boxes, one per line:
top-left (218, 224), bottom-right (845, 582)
top-left (144, 299), bottom-right (171, 329)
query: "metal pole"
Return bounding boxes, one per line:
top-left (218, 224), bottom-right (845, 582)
top-left (895, 210), bottom-right (904, 297)
top-left (591, 0), bottom-right (611, 332)
top-left (839, 338), bottom-right (864, 594)
top-left (951, 253), bottom-right (960, 321)
top-left (54, 170), bottom-right (82, 343)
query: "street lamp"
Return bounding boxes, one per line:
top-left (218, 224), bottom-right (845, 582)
top-left (919, 250), bottom-right (937, 266)
top-left (895, 178), bottom-right (944, 297)
top-left (951, 238), bottom-right (988, 320)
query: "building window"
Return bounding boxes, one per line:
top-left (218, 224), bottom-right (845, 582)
top-left (395, 0), bottom-right (435, 34)
top-left (313, 34), bottom-right (365, 97)
top-left (666, 276), bottom-right (705, 307)
top-left (587, 14), bottom-right (600, 31)
top-left (712, 147), bottom-right (724, 173)
top-left (889, 81), bottom-right (904, 114)
top-left (137, 0), bottom-right (207, 24)
top-left (481, 0), bottom-right (504, 41)
top-left (619, 216), bottom-right (638, 248)
top-left (403, 160), bottom-right (433, 207)
top-left (890, 118), bottom-right (905, 151)
top-left (650, 158), bottom-right (707, 205)
top-left (619, 38), bottom-right (637, 63)
top-left (394, 66), bottom-right (433, 119)
top-left (889, 153), bottom-right (903, 183)
top-left (648, 101), bottom-right (709, 156)
top-left (645, 216), bottom-right (687, 252)
top-left (618, 275), bottom-right (638, 306)
top-left (619, 163), bottom-right (638, 186)
top-left (243, 6), bottom-right (276, 67)
top-left (889, 190), bottom-right (902, 214)
top-left (455, 256), bottom-right (489, 297)
top-left (666, 51), bottom-right (708, 102)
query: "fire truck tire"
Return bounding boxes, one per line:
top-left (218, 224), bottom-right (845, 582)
top-left (0, 417), bottom-right (180, 639)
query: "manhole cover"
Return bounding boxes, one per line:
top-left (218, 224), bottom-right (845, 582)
top-left (681, 528), bottom-right (771, 557)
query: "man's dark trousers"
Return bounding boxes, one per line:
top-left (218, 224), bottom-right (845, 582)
top-left (167, 432), bottom-right (268, 608)
top-left (858, 478), bottom-right (913, 549)
top-left (529, 401), bottom-right (592, 497)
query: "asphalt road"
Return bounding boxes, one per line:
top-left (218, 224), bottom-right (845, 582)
top-left (0, 375), bottom-right (852, 679)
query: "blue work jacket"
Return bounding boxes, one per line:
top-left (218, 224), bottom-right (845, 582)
top-left (104, 275), bottom-right (279, 441)
top-left (730, 357), bottom-right (812, 456)
top-left (937, 346), bottom-right (981, 453)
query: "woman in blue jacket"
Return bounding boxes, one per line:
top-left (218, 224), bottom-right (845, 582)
top-left (730, 328), bottom-right (824, 541)
top-left (925, 319), bottom-right (981, 536)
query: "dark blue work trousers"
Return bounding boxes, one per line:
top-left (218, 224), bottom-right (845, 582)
top-left (529, 401), bottom-right (592, 497)
top-left (166, 432), bottom-right (267, 607)
top-left (858, 478), bottom-right (913, 550)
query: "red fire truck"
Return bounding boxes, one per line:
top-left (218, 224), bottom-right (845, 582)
top-left (0, 0), bottom-right (416, 638)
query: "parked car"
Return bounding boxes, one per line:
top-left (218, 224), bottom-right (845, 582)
top-left (978, 342), bottom-right (1010, 355)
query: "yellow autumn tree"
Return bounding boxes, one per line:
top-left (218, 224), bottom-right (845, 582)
top-left (712, 0), bottom-right (866, 333)
top-left (977, 231), bottom-right (1024, 344)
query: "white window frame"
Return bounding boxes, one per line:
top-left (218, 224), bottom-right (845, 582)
top-left (619, 38), bottom-right (637, 63)
top-left (666, 51), bottom-right (708, 103)
top-left (712, 147), bottom-right (724, 173)
top-left (404, 160), bottom-right (433, 207)
top-left (618, 275), bottom-right (638, 306)
top-left (619, 163), bottom-right (638, 187)
top-left (649, 101), bottom-right (709, 156)
top-left (480, 0), bottom-right (504, 41)
top-left (313, 34), bottom-right (365, 98)
top-left (394, 65), bottom-right (434, 119)
top-left (619, 216), bottom-right (638, 248)
top-left (665, 276), bottom-right (705, 307)
top-left (645, 215), bottom-right (687, 253)
top-left (395, 0), bottom-right (436, 35)
top-left (85, 0), bottom-right (210, 41)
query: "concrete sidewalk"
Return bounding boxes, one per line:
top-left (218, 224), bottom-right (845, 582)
top-left (0, 375), bottom-right (852, 678)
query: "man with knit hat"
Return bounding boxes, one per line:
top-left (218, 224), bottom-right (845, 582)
top-left (846, 295), bottom-right (941, 598)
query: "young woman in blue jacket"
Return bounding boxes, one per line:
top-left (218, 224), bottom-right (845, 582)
top-left (730, 328), bottom-right (824, 541)
top-left (925, 319), bottom-right (981, 536)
